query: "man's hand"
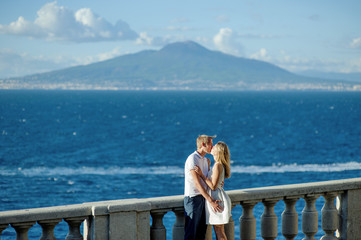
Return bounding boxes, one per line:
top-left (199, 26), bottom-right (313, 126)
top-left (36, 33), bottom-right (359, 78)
top-left (210, 199), bottom-right (223, 213)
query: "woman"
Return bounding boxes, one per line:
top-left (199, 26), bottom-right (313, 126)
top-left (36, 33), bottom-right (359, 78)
top-left (194, 141), bottom-right (232, 240)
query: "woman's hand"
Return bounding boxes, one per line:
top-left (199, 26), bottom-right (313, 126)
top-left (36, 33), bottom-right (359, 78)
top-left (194, 165), bottom-right (205, 179)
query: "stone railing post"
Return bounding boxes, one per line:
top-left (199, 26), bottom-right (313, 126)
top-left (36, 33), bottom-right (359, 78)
top-left (65, 217), bottom-right (85, 240)
top-left (11, 221), bottom-right (36, 240)
top-left (336, 189), bottom-right (361, 239)
top-left (150, 210), bottom-right (167, 240)
top-left (225, 202), bottom-right (236, 240)
top-left (282, 197), bottom-right (299, 240)
top-left (107, 201), bottom-right (151, 240)
top-left (83, 205), bottom-right (110, 240)
top-left (321, 192), bottom-right (339, 240)
top-left (261, 199), bottom-right (279, 240)
top-left (172, 207), bottom-right (184, 240)
top-left (38, 219), bottom-right (62, 240)
top-left (302, 195), bottom-right (319, 240)
top-left (240, 201), bottom-right (258, 240)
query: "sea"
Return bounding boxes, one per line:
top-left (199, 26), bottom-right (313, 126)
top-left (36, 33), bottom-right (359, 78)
top-left (1, 90), bottom-right (361, 239)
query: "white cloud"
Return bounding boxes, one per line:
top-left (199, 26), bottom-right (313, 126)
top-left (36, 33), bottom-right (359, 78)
top-left (0, 16), bottom-right (46, 38)
top-left (0, 2), bottom-right (138, 42)
top-left (135, 32), bottom-right (175, 46)
top-left (136, 32), bottom-right (155, 46)
top-left (75, 8), bottom-right (97, 28)
top-left (350, 37), bottom-right (361, 49)
top-left (250, 48), bottom-right (271, 61)
top-left (213, 28), bottom-right (243, 56)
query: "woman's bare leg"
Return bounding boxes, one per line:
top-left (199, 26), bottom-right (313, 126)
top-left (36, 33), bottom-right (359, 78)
top-left (213, 225), bottom-right (227, 240)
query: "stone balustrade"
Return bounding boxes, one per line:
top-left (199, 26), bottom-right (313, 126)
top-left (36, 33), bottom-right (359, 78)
top-left (1, 177), bottom-right (361, 239)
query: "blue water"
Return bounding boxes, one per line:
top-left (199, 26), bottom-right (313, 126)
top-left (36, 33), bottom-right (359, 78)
top-left (1, 90), bottom-right (361, 239)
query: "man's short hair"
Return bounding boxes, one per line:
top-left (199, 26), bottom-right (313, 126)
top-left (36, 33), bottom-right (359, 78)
top-left (196, 135), bottom-right (216, 149)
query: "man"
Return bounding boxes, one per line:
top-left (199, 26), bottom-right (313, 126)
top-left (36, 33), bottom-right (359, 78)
top-left (184, 135), bottom-right (223, 240)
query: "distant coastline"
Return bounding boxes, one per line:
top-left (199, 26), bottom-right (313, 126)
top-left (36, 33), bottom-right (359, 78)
top-left (1, 81), bottom-right (361, 91)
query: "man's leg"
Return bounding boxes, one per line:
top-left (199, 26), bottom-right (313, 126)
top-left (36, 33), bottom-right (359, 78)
top-left (184, 196), bottom-right (206, 240)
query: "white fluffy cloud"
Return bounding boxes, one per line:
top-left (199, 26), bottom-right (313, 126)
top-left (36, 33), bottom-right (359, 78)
top-left (250, 48), bottom-right (271, 61)
top-left (135, 32), bottom-right (177, 46)
top-left (0, 2), bottom-right (138, 42)
top-left (213, 28), bottom-right (243, 56)
top-left (350, 37), bottom-right (361, 49)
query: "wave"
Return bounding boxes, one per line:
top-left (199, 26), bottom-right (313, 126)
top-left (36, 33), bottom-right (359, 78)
top-left (0, 166), bottom-right (182, 177)
top-left (232, 161), bottom-right (361, 174)
top-left (1, 161), bottom-right (361, 177)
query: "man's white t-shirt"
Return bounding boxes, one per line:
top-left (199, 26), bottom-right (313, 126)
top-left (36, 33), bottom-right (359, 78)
top-left (184, 151), bottom-right (209, 197)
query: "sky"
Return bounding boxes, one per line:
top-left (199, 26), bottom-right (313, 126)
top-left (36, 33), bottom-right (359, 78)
top-left (0, 0), bottom-right (360, 78)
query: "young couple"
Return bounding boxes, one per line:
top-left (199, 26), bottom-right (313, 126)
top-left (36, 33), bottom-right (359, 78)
top-left (184, 135), bottom-right (232, 240)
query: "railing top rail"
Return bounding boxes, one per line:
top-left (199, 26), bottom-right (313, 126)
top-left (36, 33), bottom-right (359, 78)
top-left (227, 177), bottom-right (361, 202)
top-left (1, 177), bottom-right (361, 225)
top-left (0, 203), bottom-right (91, 225)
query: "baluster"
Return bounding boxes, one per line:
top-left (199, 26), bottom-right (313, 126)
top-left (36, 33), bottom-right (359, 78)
top-left (261, 199), bottom-right (279, 240)
top-left (11, 221), bottom-right (35, 240)
top-left (225, 202), bottom-right (236, 240)
top-left (302, 195), bottom-right (320, 240)
top-left (172, 208), bottom-right (184, 240)
top-left (64, 217), bottom-right (85, 240)
top-left (38, 219), bottom-right (62, 240)
top-left (282, 197), bottom-right (299, 240)
top-left (0, 224), bottom-right (9, 236)
top-left (321, 192), bottom-right (339, 240)
top-left (240, 201), bottom-right (258, 240)
top-left (150, 210), bottom-right (167, 240)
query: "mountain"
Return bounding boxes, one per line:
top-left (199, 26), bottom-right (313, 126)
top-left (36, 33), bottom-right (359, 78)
top-left (1, 41), bottom-right (360, 90)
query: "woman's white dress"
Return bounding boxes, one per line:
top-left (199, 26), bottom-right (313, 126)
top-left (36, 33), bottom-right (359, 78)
top-left (205, 165), bottom-right (232, 225)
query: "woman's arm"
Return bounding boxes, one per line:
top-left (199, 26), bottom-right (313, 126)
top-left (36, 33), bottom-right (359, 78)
top-left (195, 163), bottom-right (222, 191)
top-left (189, 169), bottom-right (223, 212)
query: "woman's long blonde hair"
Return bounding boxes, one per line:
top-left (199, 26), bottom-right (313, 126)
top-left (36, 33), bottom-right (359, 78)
top-left (213, 141), bottom-right (231, 179)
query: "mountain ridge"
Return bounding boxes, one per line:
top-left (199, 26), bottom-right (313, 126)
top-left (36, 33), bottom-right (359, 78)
top-left (1, 41), bottom-right (360, 91)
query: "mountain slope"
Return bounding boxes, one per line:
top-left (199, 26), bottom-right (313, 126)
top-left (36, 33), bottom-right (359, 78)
top-left (2, 41), bottom-right (360, 90)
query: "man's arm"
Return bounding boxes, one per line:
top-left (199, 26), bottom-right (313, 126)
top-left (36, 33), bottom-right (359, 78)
top-left (190, 169), bottom-right (223, 212)
top-left (196, 162), bottom-right (222, 191)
